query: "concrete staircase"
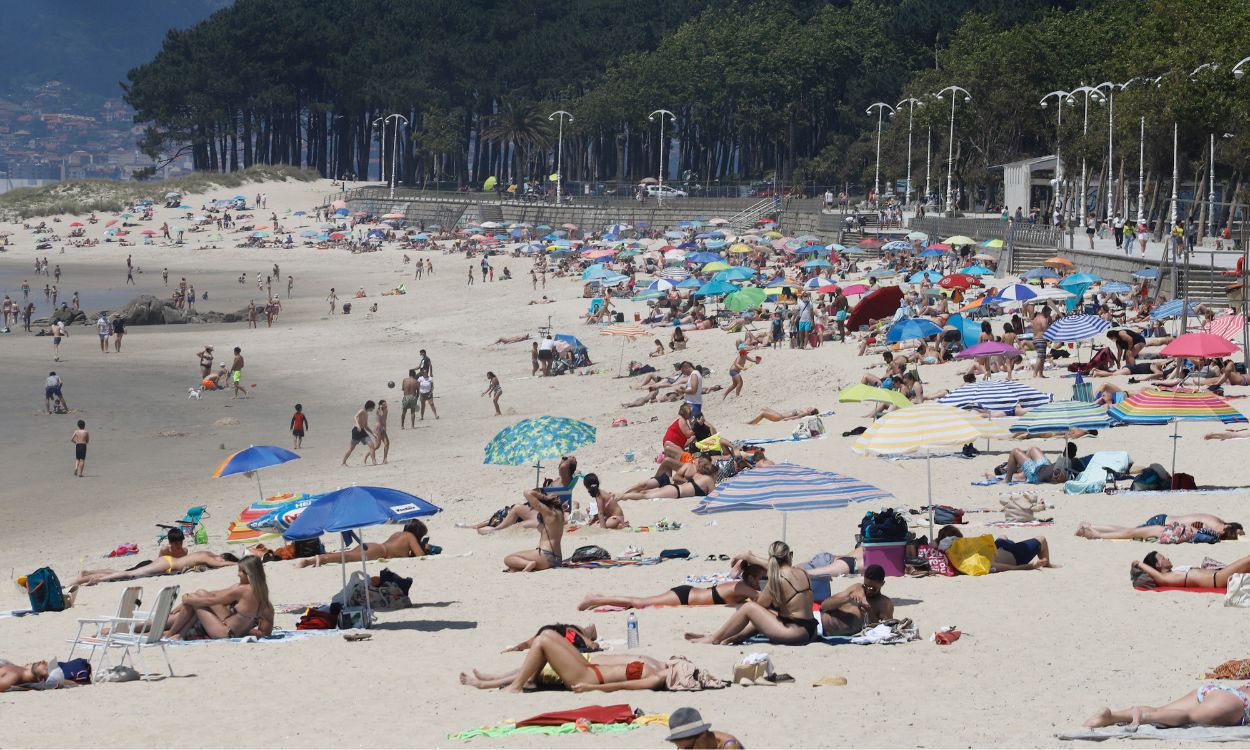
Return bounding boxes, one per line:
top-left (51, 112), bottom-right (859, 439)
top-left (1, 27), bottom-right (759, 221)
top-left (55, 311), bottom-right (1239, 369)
top-left (728, 199), bottom-right (777, 232)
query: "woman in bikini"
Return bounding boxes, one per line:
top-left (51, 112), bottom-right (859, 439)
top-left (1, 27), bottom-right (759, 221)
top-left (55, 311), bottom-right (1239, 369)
top-left (296, 522), bottom-right (429, 568)
top-left (618, 456), bottom-right (719, 500)
top-left (684, 541), bottom-right (817, 645)
top-left (1084, 683), bottom-right (1250, 729)
top-left (722, 346), bottom-right (761, 400)
top-left (463, 629), bottom-right (668, 693)
top-left (577, 562), bottom-right (764, 610)
top-left (457, 456), bottom-right (579, 534)
top-left (503, 488), bottom-right (564, 572)
top-left (583, 474), bottom-right (627, 529)
top-left (1131, 550), bottom-right (1250, 589)
top-left (69, 550), bottom-right (239, 586)
top-left (747, 406), bottom-right (819, 425)
top-left (1076, 514), bottom-right (1244, 543)
top-left (165, 555), bottom-right (274, 639)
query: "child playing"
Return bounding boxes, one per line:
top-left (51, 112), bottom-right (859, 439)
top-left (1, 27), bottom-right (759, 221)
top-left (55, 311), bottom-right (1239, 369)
top-left (290, 403), bottom-right (309, 449)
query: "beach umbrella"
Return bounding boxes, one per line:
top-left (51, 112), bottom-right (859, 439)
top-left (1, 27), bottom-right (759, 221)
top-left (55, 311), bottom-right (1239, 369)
top-left (906, 231), bottom-right (929, 241)
top-left (908, 269), bottom-right (943, 284)
top-left (724, 287), bottom-right (766, 312)
top-left (707, 218), bottom-right (729, 226)
top-left (298, 229), bottom-right (318, 237)
top-left (225, 493), bottom-right (319, 545)
top-left (1160, 332), bottom-right (1240, 358)
top-left (944, 235), bottom-right (976, 246)
top-left (284, 485), bottom-right (441, 627)
top-left (676, 277), bottom-right (703, 289)
top-left (972, 253), bottom-right (997, 262)
top-left (956, 341), bottom-right (1023, 359)
top-left (687, 251), bottom-right (723, 264)
top-left (214, 445), bottom-right (301, 502)
top-left (715, 267), bottom-right (756, 282)
top-left (938, 273), bottom-right (978, 290)
top-left (582, 264), bottom-right (611, 281)
top-left (484, 416), bottom-right (597, 487)
top-left (918, 248), bottom-right (945, 258)
top-left (382, 213), bottom-right (404, 220)
top-left (1059, 272), bottom-right (1101, 289)
top-left (646, 278), bottom-right (676, 293)
top-left (703, 260), bottom-right (731, 272)
top-left (802, 258), bottom-right (833, 269)
top-left (852, 405), bottom-right (1006, 536)
top-left (1133, 268), bottom-right (1160, 280)
top-left (937, 380), bottom-right (1052, 414)
top-left (601, 322), bottom-right (651, 375)
top-left (883, 240), bottom-right (913, 252)
top-left (1099, 281), bottom-right (1132, 294)
top-left (993, 284), bottom-right (1038, 303)
top-left (1009, 400), bottom-right (1112, 436)
top-left (696, 280), bottom-right (738, 298)
top-left (1110, 388), bottom-right (1248, 477)
top-left (841, 283), bottom-right (870, 296)
top-left (847, 285), bottom-right (904, 331)
top-left (1205, 314), bottom-right (1246, 341)
top-left (1045, 256), bottom-right (1075, 268)
top-left (1030, 287), bottom-right (1076, 302)
top-left (859, 238), bottom-right (882, 247)
top-left (803, 277), bottom-right (834, 290)
top-left (141, 229), bottom-right (156, 235)
top-left (838, 383), bottom-right (912, 411)
top-left (728, 243), bottom-right (753, 254)
top-left (691, 463), bottom-right (893, 539)
top-left (1151, 299), bottom-right (1203, 321)
top-left (981, 239), bottom-right (1005, 248)
top-left (1022, 267), bottom-right (1060, 281)
top-left (664, 230), bottom-right (686, 240)
top-left (1044, 315), bottom-right (1110, 342)
top-left (959, 264), bottom-right (994, 277)
top-left (886, 318), bottom-right (942, 343)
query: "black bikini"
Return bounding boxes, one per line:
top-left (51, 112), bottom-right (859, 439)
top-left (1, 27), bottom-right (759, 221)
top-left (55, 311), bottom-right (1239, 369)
top-left (679, 476), bottom-right (713, 498)
top-left (775, 570), bottom-right (817, 640)
top-left (670, 584), bottom-right (729, 606)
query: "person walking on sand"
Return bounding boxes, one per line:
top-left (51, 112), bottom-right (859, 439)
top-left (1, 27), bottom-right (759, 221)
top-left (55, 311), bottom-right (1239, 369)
top-left (287, 275), bottom-right (294, 299)
top-left (417, 349), bottom-right (433, 378)
top-left (401, 369), bottom-right (419, 428)
top-left (467, 265), bottom-right (475, 285)
top-left (45, 371), bottom-right (66, 414)
top-left (51, 319), bottom-right (66, 361)
top-left (290, 404), bottom-right (309, 449)
top-left (125, 265), bottom-right (135, 285)
top-left (531, 341), bottom-right (540, 376)
top-left (342, 401), bottom-right (377, 466)
top-left (71, 419), bottom-right (89, 477)
top-left (96, 314), bottom-right (111, 353)
top-left (327, 287), bottom-right (338, 314)
top-left (375, 399), bottom-right (391, 463)
top-left (483, 372), bottom-right (503, 415)
top-left (162, 267), bottom-right (169, 286)
top-left (197, 346), bottom-right (214, 379)
top-left (230, 346), bottom-right (246, 399)
top-left (418, 371), bottom-right (438, 420)
top-left (247, 300), bottom-right (258, 329)
top-left (111, 314), bottom-right (125, 353)
top-left (723, 345), bottom-right (762, 400)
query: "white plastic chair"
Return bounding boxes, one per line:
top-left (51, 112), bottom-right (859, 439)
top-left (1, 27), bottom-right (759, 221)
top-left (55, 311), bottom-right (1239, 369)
top-left (66, 585), bottom-right (143, 663)
top-left (97, 585), bottom-right (179, 680)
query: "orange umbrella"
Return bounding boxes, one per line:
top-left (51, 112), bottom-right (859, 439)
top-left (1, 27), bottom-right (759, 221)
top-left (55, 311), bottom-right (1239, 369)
top-left (1044, 257), bottom-right (1074, 268)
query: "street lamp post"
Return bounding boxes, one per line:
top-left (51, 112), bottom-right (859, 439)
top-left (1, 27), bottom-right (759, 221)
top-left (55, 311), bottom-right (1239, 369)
top-left (1040, 90), bottom-right (1073, 222)
top-left (1094, 79), bottom-right (1140, 223)
top-left (1069, 85), bottom-right (1104, 227)
top-left (372, 113), bottom-right (409, 198)
top-left (1137, 116), bottom-right (1146, 224)
top-left (897, 97), bottom-right (922, 212)
top-left (648, 109), bottom-right (676, 205)
top-left (925, 126), bottom-right (932, 210)
top-left (1191, 63), bottom-right (1220, 237)
top-left (866, 102), bottom-right (895, 206)
top-left (933, 86), bottom-right (971, 215)
top-left (548, 110), bottom-right (573, 205)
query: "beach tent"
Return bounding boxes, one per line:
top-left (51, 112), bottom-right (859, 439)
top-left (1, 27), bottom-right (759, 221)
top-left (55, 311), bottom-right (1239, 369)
top-left (846, 286), bottom-right (903, 331)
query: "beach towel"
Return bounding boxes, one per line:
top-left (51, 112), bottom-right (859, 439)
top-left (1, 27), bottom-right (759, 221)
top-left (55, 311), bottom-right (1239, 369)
top-left (1064, 451), bottom-right (1132, 494)
top-left (986, 520), bottom-right (1054, 528)
top-left (561, 557), bottom-right (664, 569)
top-left (1136, 586), bottom-right (1225, 594)
top-left (971, 476), bottom-right (1004, 486)
top-left (517, 704), bottom-right (636, 727)
top-left (447, 721), bottom-right (642, 741)
top-left (1204, 659), bottom-right (1250, 680)
top-left (740, 433), bottom-right (827, 446)
top-left (1056, 725), bottom-right (1250, 742)
top-left (165, 629), bottom-right (337, 646)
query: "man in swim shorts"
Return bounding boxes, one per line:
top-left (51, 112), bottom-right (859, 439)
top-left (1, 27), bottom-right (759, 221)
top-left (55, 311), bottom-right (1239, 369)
top-left (400, 369), bottom-right (419, 428)
top-left (71, 419), bottom-right (89, 477)
top-left (818, 564), bottom-right (894, 636)
top-left (230, 347), bottom-right (246, 399)
top-left (342, 400), bottom-right (377, 466)
top-left (1000, 446), bottom-right (1067, 484)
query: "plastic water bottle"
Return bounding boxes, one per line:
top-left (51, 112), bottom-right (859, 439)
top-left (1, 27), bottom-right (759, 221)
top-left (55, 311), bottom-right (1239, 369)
top-left (626, 610), bottom-right (640, 649)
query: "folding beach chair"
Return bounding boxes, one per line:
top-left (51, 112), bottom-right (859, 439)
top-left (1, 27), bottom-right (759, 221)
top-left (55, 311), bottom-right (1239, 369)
top-left (156, 505), bottom-right (209, 545)
top-left (66, 585), bottom-right (143, 663)
top-left (96, 585), bottom-right (179, 680)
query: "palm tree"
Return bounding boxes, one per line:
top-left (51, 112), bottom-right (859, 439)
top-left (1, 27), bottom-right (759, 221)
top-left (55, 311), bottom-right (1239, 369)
top-left (482, 99), bottom-right (552, 183)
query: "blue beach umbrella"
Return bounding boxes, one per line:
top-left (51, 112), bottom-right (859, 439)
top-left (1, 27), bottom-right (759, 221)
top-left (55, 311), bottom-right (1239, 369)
top-left (696, 280), bottom-right (738, 297)
top-left (886, 318), bottom-right (942, 343)
top-left (908, 270), bottom-right (943, 284)
top-left (213, 445), bottom-right (301, 501)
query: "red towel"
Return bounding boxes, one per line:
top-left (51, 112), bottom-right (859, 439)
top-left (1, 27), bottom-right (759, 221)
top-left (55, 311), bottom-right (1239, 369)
top-left (516, 704), bottom-right (635, 727)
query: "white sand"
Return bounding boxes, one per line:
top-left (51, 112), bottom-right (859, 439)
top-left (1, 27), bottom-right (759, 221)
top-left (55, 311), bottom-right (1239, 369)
top-left (1, 177), bottom-right (1248, 747)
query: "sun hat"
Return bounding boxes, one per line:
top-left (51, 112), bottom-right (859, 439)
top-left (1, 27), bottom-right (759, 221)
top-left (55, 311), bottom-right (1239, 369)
top-left (664, 707), bottom-right (711, 741)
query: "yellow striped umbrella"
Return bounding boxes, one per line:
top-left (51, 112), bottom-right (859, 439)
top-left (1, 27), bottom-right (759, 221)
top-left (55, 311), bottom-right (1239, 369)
top-left (852, 404), bottom-right (1006, 537)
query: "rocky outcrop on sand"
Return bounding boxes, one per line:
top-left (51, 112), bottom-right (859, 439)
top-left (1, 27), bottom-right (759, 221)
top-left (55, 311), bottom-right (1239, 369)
top-left (117, 295), bottom-right (242, 325)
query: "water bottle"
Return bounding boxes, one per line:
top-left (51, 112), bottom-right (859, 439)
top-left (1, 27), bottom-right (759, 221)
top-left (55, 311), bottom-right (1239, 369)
top-left (626, 610), bottom-right (640, 649)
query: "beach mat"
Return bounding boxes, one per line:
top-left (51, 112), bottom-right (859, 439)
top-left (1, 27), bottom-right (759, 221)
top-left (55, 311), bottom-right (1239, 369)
top-left (1135, 586), bottom-right (1225, 594)
top-left (165, 628), bottom-right (338, 646)
top-left (517, 704), bottom-right (636, 727)
top-left (562, 557), bottom-right (664, 569)
top-left (1057, 725), bottom-right (1250, 742)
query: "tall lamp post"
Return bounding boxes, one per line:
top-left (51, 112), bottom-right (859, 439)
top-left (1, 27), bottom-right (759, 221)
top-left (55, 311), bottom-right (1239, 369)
top-left (933, 86), bottom-right (971, 214)
top-left (1137, 116), bottom-right (1146, 224)
top-left (896, 97), bottom-right (922, 211)
top-left (1069, 85), bottom-right (1104, 227)
top-left (1192, 63), bottom-right (1221, 237)
top-left (1094, 79), bottom-right (1140, 221)
top-left (648, 109), bottom-right (676, 205)
top-left (1233, 58), bottom-right (1250, 369)
top-left (924, 126), bottom-right (932, 210)
top-left (1040, 90), bottom-right (1073, 222)
top-left (548, 110), bottom-right (573, 205)
top-left (372, 113), bottom-right (408, 198)
top-left (866, 102), bottom-right (896, 206)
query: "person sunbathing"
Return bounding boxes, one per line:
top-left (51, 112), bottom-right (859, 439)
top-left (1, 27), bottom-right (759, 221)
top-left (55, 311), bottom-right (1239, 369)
top-left (1206, 429), bottom-right (1250, 440)
top-left (801, 548), bottom-right (866, 578)
top-left (492, 333), bottom-right (531, 344)
top-left (457, 456), bottom-right (578, 534)
top-left (992, 446), bottom-right (1068, 484)
top-left (747, 406), bottom-right (819, 425)
top-left (1084, 683), bottom-right (1250, 730)
top-left (503, 623), bottom-right (600, 653)
top-left (296, 522), bottom-right (429, 568)
top-left (618, 456), bottom-right (719, 500)
top-left (685, 542), bottom-right (817, 645)
top-left (0, 659), bottom-right (81, 691)
top-left (576, 562), bottom-right (765, 610)
top-left (818, 564), bottom-right (894, 636)
top-left (69, 550), bottom-right (240, 586)
top-left (503, 488), bottom-right (564, 572)
top-left (1131, 550), bottom-right (1250, 589)
top-left (461, 629), bottom-right (669, 692)
top-left (164, 555), bottom-right (274, 639)
top-left (937, 526), bottom-right (1058, 572)
top-left (1077, 514), bottom-right (1244, 542)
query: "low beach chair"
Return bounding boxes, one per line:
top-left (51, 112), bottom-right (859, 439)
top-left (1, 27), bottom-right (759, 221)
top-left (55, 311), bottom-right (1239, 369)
top-left (66, 585), bottom-right (143, 662)
top-left (96, 585), bottom-right (179, 681)
top-left (156, 505), bottom-right (209, 545)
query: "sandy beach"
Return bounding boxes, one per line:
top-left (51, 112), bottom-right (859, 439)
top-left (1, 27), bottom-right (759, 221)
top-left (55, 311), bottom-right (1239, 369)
top-left (2, 177), bottom-right (1249, 748)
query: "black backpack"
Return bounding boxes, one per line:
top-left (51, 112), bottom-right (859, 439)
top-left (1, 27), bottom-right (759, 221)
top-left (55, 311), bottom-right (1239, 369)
top-left (859, 508), bottom-right (908, 543)
top-left (569, 545), bottom-right (610, 563)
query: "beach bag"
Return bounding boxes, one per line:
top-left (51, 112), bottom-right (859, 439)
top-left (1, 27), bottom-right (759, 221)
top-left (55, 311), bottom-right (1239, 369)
top-left (917, 544), bottom-right (955, 576)
top-left (793, 416), bottom-right (825, 438)
top-left (933, 505), bottom-right (964, 525)
top-left (297, 605), bottom-right (340, 630)
top-left (946, 535), bottom-right (996, 576)
top-left (570, 545), bottom-right (610, 563)
top-left (1000, 493), bottom-right (1040, 523)
top-left (860, 508), bottom-right (908, 543)
top-left (1131, 467), bottom-right (1163, 492)
top-left (26, 567), bottom-right (65, 612)
top-left (1171, 473), bottom-right (1196, 491)
top-left (58, 658), bottom-right (92, 684)
top-left (1224, 575), bottom-right (1250, 608)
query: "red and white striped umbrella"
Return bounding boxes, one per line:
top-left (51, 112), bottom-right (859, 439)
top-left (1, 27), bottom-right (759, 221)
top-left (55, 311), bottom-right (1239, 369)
top-left (1204, 314), bottom-right (1246, 341)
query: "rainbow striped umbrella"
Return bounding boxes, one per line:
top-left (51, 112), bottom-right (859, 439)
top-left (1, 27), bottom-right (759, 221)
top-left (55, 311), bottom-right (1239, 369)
top-left (1109, 388), bottom-right (1246, 476)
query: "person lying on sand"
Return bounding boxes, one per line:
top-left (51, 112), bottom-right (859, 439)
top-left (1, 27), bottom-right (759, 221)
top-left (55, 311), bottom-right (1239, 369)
top-left (990, 446), bottom-right (1068, 485)
top-left (69, 551), bottom-right (240, 586)
top-left (577, 562), bottom-right (765, 611)
top-left (1077, 514), bottom-right (1244, 542)
top-left (801, 548), bottom-right (866, 578)
top-left (1131, 551), bottom-right (1250, 589)
top-left (1083, 682), bottom-right (1250, 730)
top-left (493, 333), bottom-right (531, 344)
top-left (460, 629), bottom-right (672, 692)
top-left (165, 555), bottom-right (273, 639)
top-left (504, 623), bottom-right (600, 653)
top-left (296, 522), bottom-right (429, 568)
top-left (503, 489), bottom-right (564, 572)
top-left (937, 526), bottom-right (1058, 572)
top-left (747, 406), bottom-right (819, 425)
top-left (457, 456), bottom-right (578, 534)
top-left (685, 542), bottom-right (817, 645)
top-left (0, 659), bottom-right (83, 691)
top-left (617, 455), bottom-right (719, 500)
top-left (818, 564), bottom-right (894, 636)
